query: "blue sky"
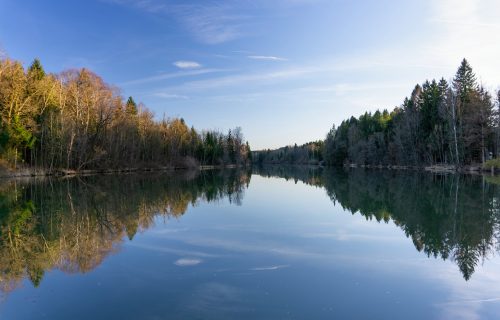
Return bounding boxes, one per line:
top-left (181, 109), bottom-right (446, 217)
top-left (1, 0), bottom-right (499, 149)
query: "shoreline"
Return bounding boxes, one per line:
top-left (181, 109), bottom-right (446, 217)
top-left (0, 164), bottom-right (245, 179)
top-left (254, 162), bottom-right (499, 175)
top-left (345, 163), bottom-right (496, 174)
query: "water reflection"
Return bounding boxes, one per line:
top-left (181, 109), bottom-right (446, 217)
top-left (255, 166), bottom-right (500, 280)
top-left (0, 169), bottom-right (251, 294)
top-left (1, 165), bottom-right (499, 299)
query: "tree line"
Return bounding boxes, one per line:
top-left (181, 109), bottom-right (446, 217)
top-left (0, 57), bottom-right (251, 172)
top-left (254, 141), bottom-right (323, 165)
top-left (325, 59), bottom-right (499, 167)
top-left (254, 59), bottom-right (500, 168)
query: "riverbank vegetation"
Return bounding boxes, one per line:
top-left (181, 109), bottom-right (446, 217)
top-left (255, 59), bottom-right (500, 170)
top-left (0, 57), bottom-right (251, 173)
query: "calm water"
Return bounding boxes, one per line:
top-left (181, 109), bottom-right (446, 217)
top-left (1, 167), bottom-right (500, 319)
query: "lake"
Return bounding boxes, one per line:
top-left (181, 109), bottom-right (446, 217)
top-left (1, 167), bottom-right (500, 319)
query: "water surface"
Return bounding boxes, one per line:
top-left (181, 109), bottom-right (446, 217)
top-left (1, 167), bottom-right (500, 319)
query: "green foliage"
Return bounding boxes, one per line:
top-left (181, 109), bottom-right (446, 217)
top-left (322, 59), bottom-right (497, 167)
top-left (27, 58), bottom-right (45, 81)
top-left (454, 58), bottom-right (477, 103)
top-left (0, 57), bottom-right (251, 170)
top-left (483, 158), bottom-right (500, 170)
top-left (125, 96), bottom-right (138, 115)
top-left (8, 200), bottom-right (34, 236)
top-left (253, 140), bottom-right (324, 165)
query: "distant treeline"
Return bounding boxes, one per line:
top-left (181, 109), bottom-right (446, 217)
top-left (0, 57), bottom-right (251, 171)
top-left (253, 141), bottom-right (324, 165)
top-left (255, 59), bottom-right (500, 168)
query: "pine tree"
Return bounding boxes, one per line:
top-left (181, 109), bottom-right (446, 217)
top-left (453, 58), bottom-right (477, 103)
top-left (125, 96), bottom-right (138, 115)
top-left (246, 141), bottom-right (252, 162)
top-left (28, 58), bottom-right (45, 81)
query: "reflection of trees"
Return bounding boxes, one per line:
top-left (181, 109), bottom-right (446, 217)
top-left (0, 169), bottom-right (250, 293)
top-left (255, 166), bottom-right (500, 280)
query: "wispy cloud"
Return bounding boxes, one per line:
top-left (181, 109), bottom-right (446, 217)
top-left (248, 55), bottom-right (288, 61)
top-left (154, 57), bottom-right (409, 94)
top-left (298, 82), bottom-right (409, 96)
top-left (177, 5), bottom-right (250, 44)
top-left (250, 265), bottom-right (289, 271)
top-left (127, 243), bottom-right (219, 258)
top-left (160, 65), bottom-right (322, 92)
top-left (120, 68), bottom-right (225, 86)
top-left (154, 93), bottom-right (189, 100)
top-left (427, 0), bottom-right (500, 86)
top-left (173, 60), bottom-right (202, 69)
top-left (104, 0), bottom-right (251, 44)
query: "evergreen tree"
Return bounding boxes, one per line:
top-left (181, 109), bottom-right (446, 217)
top-left (246, 141), bottom-right (252, 162)
top-left (318, 59), bottom-right (497, 167)
top-left (453, 58), bottom-right (477, 103)
top-left (125, 96), bottom-right (138, 115)
top-left (27, 58), bottom-right (45, 81)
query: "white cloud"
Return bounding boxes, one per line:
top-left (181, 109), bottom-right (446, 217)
top-left (248, 55), bottom-right (288, 61)
top-left (103, 0), bottom-right (250, 44)
top-left (298, 82), bottom-right (409, 96)
top-left (154, 93), bottom-right (189, 99)
top-left (174, 258), bottom-right (202, 266)
top-left (251, 265), bottom-right (289, 271)
top-left (156, 57), bottom-right (419, 94)
top-left (120, 68), bottom-right (224, 86)
top-left (127, 243), bottom-right (219, 258)
top-left (173, 60), bottom-right (202, 69)
top-left (160, 65), bottom-right (323, 92)
top-left (177, 6), bottom-right (249, 45)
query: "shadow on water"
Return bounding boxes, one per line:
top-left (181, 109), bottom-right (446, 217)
top-left (254, 165), bottom-right (500, 281)
top-left (0, 169), bottom-right (251, 294)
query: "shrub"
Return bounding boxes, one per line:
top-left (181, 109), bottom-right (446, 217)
top-left (483, 158), bottom-right (500, 170)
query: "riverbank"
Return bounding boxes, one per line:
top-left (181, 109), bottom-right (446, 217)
top-left (255, 162), bottom-right (499, 175)
top-left (344, 163), bottom-right (500, 174)
top-left (0, 163), bottom-right (246, 179)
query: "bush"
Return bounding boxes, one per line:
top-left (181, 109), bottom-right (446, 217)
top-left (483, 158), bottom-right (500, 170)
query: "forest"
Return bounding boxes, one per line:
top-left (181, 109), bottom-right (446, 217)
top-left (0, 57), bottom-right (251, 173)
top-left (3, 55), bottom-right (498, 172)
top-left (255, 59), bottom-right (500, 169)
top-left (254, 141), bottom-right (324, 165)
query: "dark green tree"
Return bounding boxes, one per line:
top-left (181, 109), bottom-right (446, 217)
top-left (27, 58), bottom-right (45, 81)
top-left (125, 96), bottom-right (138, 115)
top-left (453, 58), bottom-right (477, 103)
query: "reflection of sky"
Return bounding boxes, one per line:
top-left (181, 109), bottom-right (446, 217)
top-left (2, 175), bottom-right (500, 319)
